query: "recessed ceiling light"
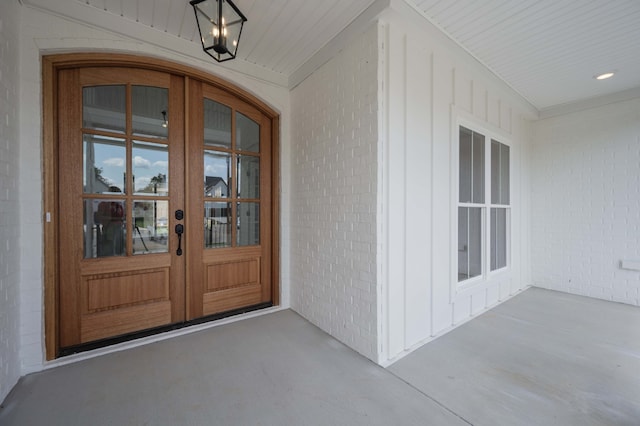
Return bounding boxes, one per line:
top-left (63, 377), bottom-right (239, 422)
top-left (595, 72), bottom-right (615, 80)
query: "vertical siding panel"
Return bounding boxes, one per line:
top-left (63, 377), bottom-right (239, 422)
top-left (472, 80), bottom-right (488, 122)
top-left (500, 102), bottom-right (513, 134)
top-left (454, 68), bottom-right (473, 113)
top-left (430, 52), bottom-right (454, 335)
top-left (404, 37), bottom-right (432, 348)
top-left (486, 284), bottom-right (500, 307)
top-left (488, 93), bottom-right (500, 127)
top-left (386, 24), bottom-right (407, 358)
top-left (470, 289), bottom-right (486, 315)
top-left (452, 296), bottom-right (470, 324)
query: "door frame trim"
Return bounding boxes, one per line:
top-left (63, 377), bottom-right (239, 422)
top-left (43, 53), bottom-right (281, 360)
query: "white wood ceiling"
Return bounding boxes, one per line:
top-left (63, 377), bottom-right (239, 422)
top-left (73, 0), bottom-right (377, 76)
top-left (20, 0), bottom-right (640, 111)
top-left (410, 0), bottom-right (640, 110)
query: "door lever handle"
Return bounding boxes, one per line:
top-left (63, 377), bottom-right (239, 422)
top-left (175, 224), bottom-right (184, 256)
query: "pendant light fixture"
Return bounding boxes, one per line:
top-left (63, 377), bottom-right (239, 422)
top-left (190, 0), bottom-right (247, 63)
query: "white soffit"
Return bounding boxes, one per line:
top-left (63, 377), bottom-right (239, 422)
top-left (21, 0), bottom-right (377, 88)
top-left (409, 0), bottom-right (640, 111)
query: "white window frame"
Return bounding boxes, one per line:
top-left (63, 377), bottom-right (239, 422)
top-left (451, 107), bottom-right (511, 298)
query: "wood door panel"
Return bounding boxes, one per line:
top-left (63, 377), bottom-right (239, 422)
top-left (206, 258), bottom-right (260, 291)
top-left (84, 268), bottom-right (169, 312)
top-left (202, 284), bottom-right (262, 316)
top-left (80, 301), bottom-right (172, 343)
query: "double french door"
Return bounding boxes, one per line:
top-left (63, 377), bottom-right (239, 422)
top-left (56, 64), bottom-right (275, 350)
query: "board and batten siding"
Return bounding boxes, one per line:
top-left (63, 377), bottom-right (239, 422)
top-left (378, 2), bottom-right (535, 363)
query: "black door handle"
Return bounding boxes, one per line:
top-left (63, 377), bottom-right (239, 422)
top-left (175, 223), bottom-right (184, 256)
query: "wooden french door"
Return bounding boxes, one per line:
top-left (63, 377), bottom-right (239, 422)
top-left (186, 81), bottom-right (272, 318)
top-left (56, 64), bottom-right (274, 351)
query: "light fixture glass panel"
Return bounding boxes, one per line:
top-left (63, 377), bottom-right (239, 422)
top-left (132, 86), bottom-right (169, 139)
top-left (83, 85), bottom-right (126, 133)
top-left (192, 0), bottom-right (247, 62)
top-left (83, 134), bottom-right (126, 194)
top-left (132, 141), bottom-right (169, 196)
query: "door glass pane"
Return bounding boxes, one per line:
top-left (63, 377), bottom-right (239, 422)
top-left (236, 112), bottom-right (260, 152)
top-left (458, 207), bottom-right (482, 281)
top-left (83, 134), bottom-right (126, 194)
top-left (132, 86), bottom-right (169, 139)
top-left (237, 202), bottom-right (259, 246)
top-left (83, 85), bottom-right (126, 133)
top-left (205, 202), bottom-right (231, 248)
top-left (204, 151), bottom-right (231, 198)
top-left (133, 200), bottom-right (169, 255)
top-left (237, 155), bottom-right (260, 199)
top-left (84, 199), bottom-right (126, 258)
top-left (133, 141), bottom-right (169, 196)
top-left (204, 99), bottom-right (231, 149)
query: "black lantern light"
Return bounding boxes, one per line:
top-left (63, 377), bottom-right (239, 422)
top-left (190, 0), bottom-right (247, 63)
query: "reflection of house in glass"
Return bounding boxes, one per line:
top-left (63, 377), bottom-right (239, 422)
top-left (205, 176), bottom-right (228, 198)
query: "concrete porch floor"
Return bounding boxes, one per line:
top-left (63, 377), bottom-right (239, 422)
top-left (1, 287), bottom-right (639, 425)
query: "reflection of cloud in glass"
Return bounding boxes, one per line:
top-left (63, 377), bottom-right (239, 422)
top-left (205, 163), bottom-right (228, 175)
top-left (103, 157), bottom-right (125, 167)
top-left (134, 156), bottom-right (151, 168)
top-left (135, 176), bottom-right (151, 190)
top-left (153, 160), bottom-right (168, 168)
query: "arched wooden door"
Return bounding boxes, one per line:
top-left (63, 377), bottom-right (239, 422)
top-left (52, 59), bottom-right (278, 354)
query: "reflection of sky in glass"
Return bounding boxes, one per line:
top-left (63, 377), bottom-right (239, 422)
top-left (133, 141), bottom-right (169, 193)
top-left (84, 136), bottom-right (126, 192)
top-left (83, 136), bottom-right (169, 194)
top-left (204, 151), bottom-right (230, 184)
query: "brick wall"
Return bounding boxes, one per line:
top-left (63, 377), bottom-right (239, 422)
top-left (0, 0), bottom-right (22, 403)
top-left (532, 98), bottom-right (640, 306)
top-left (290, 24), bottom-right (379, 361)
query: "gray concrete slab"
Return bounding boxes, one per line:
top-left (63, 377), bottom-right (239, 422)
top-left (0, 310), bottom-right (465, 426)
top-left (389, 288), bottom-right (640, 426)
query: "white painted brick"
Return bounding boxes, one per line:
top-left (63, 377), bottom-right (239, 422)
top-left (532, 98), bottom-right (640, 307)
top-left (0, 0), bottom-right (22, 403)
top-left (290, 24), bottom-right (379, 361)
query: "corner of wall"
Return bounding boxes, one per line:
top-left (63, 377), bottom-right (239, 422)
top-left (0, 0), bottom-right (24, 403)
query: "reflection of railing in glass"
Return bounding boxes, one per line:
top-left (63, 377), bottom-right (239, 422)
top-left (205, 219), bottom-right (230, 248)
